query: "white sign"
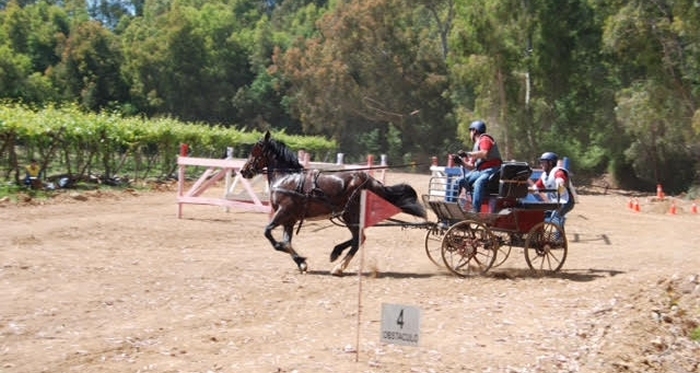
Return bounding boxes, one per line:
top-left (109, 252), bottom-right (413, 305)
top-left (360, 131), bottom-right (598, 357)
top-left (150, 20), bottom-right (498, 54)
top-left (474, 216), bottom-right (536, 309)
top-left (380, 303), bottom-right (421, 346)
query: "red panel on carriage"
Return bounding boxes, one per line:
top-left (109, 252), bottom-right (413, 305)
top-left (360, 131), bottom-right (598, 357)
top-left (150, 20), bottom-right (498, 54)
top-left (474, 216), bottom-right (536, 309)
top-left (480, 200), bottom-right (545, 233)
top-left (513, 209), bottom-right (545, 232)
top-left (479, 195), bottom-right (520, 213)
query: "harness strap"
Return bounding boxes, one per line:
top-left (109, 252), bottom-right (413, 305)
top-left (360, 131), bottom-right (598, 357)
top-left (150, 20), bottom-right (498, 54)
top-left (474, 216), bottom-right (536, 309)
top-left (295, 170), bottom-right (336, 235)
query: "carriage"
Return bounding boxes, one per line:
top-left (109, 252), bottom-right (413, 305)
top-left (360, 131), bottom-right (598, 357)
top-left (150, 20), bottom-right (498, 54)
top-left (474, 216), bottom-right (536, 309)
top-left (422, 161), bottom-right (568, 277)
top-left (241, 131), bottom-right (568, 277)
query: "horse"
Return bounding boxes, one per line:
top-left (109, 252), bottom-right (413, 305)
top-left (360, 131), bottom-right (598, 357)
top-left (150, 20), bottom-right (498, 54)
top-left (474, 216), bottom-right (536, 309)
top-left (239, 131), bottom-right (427, 276)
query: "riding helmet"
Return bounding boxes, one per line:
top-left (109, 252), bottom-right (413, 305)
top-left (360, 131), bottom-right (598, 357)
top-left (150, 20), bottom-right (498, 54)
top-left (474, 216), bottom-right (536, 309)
top-left (469, 120), bottom-right (486, 134)
top-left (539, 152), bottom-right (558, 163)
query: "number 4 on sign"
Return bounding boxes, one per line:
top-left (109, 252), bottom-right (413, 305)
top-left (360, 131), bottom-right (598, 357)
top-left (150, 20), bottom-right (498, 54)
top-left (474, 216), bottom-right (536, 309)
top-left (380, 303), bottom-right (421, 347)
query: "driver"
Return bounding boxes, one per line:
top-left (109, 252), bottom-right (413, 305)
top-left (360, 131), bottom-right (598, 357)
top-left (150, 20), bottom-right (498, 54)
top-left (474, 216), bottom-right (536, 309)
top-left (453, 120), bottom-right (503, 213)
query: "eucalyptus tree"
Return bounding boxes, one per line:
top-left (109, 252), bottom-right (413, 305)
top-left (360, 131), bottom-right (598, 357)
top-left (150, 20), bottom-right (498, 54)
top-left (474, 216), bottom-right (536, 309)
top-left (228, 1), bottom-right (329, 134)
top-left (449, 0), bottom-right (530, 160)
top-left (601, 0), bottom-right (699, 191)
top-left (0, 0), bottom-right (69, 103)
top-left (88, 0), bottom-right (142, 29)
top-left (50, 20), bottom-right (129, 111)
top-left (450, 0), bottom-right (612, 172)
top-left (273, 0), bottom-right (453, 163)
top-left (527, 0), bottom-right (611, 171)
top-left (121, 0), bottom-right (258, 123)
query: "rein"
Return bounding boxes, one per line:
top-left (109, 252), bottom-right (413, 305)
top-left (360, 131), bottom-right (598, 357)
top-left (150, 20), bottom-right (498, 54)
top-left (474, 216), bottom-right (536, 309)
top-left (259, 161), bottom-right (429, 175)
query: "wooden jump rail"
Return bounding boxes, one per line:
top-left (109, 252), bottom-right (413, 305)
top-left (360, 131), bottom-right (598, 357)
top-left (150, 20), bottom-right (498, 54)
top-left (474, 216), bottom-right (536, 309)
top-left (177, 145), bottom-right (271, 218)
top-left (177, 144), bottom-right (388, 219)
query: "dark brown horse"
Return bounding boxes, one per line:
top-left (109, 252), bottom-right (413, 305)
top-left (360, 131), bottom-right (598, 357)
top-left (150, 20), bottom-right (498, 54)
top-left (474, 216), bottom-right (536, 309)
top-left (239, 131), bottom-right (426, 275)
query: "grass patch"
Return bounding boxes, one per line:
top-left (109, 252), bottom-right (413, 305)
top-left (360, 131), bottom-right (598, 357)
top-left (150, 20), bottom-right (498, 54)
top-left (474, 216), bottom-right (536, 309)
top-left (691, 327), bottom-right (700, 342)
top-left (0, 184), bottom-right (52, 201)
top-left (1, 177), bottom-right (173, 205)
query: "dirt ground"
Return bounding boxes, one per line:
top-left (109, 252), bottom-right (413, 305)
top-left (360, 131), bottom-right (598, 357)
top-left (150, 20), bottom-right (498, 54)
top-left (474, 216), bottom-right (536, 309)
top-left (1, 172), bottom-right (699, 373)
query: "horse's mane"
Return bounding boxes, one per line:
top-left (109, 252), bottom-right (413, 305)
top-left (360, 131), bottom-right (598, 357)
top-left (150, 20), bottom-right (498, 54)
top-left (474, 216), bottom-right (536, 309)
top-left (267, 138), bottom-right (304, 170)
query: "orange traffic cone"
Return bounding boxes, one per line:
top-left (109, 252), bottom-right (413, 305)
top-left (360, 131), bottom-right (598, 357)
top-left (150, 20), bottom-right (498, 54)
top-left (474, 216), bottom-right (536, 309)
top-left (656, 184), bottom-right (665, 200)
top-left (628, 198), bottom-right (633, 210)
top-left (668, 200), bottom-right (677, 215)
top-left (633, 198), bottom-right (640, 212)
top-left (692, 202), bottom-right (698, 214)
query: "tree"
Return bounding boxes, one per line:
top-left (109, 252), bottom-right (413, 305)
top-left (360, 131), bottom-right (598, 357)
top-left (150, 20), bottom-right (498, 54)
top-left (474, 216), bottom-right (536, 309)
top-left (121, 1), bottom-right (255, 123)
top-left (602, 0), bottom-right (699, 191)
top-left (0, 1), bottom-right (69, 104)
top-left (449, 0), bottom-right (529, 159)
top-left (273, 0), bottom-right (453, 161)
top-left (51, 20), bottom-right (129, 111)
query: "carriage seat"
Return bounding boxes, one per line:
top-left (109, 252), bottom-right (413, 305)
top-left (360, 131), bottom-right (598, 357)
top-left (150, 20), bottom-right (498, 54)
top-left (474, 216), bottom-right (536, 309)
top-left (451, 162), bottom-right (532, 201)
top-left (498, 162), bottom-right (532, 199)
top-left (477, 162), bottom-right (532, 198)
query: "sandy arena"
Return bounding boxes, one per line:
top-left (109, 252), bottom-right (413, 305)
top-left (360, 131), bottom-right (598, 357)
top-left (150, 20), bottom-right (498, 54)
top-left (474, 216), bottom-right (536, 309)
top-left (1, 172), bottom-right (699, 373)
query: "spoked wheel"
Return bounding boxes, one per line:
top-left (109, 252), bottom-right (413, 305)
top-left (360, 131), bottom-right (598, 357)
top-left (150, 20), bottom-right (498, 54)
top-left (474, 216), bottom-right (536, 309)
top-left (491, 231), bottom-right (513, 268)
top-left (425, 222), bottom-right (448, 267)
top-left (524, 222), bottom-right (568, 273)
top-left (441, 220), bottom-right (498, 277)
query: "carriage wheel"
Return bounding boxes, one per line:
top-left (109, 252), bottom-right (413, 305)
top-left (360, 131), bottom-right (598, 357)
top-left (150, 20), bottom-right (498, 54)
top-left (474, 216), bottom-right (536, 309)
top-left (491, 231), bottom-right (513, 268)
top-left (424, 222), bottom-right (447, 267)
top-left (524, 222), bottom-right (568, 273)
top-left (441, 220), bottom-right (498, 277)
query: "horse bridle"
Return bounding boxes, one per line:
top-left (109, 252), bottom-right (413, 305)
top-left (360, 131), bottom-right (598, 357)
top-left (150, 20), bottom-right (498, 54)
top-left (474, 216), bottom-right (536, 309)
top-left (245, 143), bottom-right (269, 175)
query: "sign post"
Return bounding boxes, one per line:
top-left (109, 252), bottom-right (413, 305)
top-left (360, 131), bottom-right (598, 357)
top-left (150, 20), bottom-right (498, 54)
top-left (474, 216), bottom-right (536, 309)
top-left (354, 190), bottom-right (412, 362)
top-left (380, 303), bottom-right (421, 347)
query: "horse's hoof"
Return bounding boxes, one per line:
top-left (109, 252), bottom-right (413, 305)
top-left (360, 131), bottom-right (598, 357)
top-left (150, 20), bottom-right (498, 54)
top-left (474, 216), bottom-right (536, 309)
top-left (294, 256), bottom-right (307, 273)
top-left (330, 264), bottom-right (344, 276)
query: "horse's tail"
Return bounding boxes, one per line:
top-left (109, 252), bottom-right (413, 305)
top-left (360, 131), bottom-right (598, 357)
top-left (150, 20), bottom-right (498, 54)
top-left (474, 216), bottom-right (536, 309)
top-left (367, 181), bottom-right (427, 219)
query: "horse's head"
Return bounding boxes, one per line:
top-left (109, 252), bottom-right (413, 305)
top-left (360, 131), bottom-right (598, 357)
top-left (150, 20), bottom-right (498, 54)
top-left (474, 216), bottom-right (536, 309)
top-left (240, 132), bottom-right (271, 179)
top-left (241, 131), bottom-right (305, 179)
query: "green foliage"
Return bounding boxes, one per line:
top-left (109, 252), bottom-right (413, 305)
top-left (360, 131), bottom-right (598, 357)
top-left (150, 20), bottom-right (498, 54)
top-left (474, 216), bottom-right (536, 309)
top-left (2, 0), bottom-right (700, 192)
top-left (615, 82), bottom-right (697, 192)
top-left (0, 103), bottom-right (336, 184)
top-left (0, 45), bottom-right (32, 99)
top-left (273, 0), bottom-right (453, 159)
top-left (51, 20), bottom-right (128, 111)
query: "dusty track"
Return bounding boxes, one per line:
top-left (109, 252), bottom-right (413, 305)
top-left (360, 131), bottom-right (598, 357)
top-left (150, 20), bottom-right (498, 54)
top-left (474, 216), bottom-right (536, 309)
top-left (1, 172), bottom-right (699, 373)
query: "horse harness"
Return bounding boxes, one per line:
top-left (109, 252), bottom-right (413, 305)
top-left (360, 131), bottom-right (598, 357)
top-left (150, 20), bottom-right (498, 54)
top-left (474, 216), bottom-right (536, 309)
top-left (270, 169), bottom-right (370, 234)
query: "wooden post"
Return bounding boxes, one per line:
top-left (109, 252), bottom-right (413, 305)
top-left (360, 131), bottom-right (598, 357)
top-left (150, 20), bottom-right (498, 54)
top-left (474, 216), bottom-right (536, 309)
top-left (177, 144), bottom-right (189, 218)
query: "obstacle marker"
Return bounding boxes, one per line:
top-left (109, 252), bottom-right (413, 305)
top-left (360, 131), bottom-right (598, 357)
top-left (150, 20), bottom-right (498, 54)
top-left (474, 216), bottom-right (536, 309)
top-left (692, 202), bottom-right (698, 214)
top-left (177, 144), bottom-right (271, 218)
top-left (633, 198), bottom-right (641, 212)
top-left (628, 198), bottom-right (633, 210)
top-left (668, 200), bottom-right (677, 215)
top-left (656, 184), bottom-right (665, 200)
top-left (177, 145), bottom-right (388, 219)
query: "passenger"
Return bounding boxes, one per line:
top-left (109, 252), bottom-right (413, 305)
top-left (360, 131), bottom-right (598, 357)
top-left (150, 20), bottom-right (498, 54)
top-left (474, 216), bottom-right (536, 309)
top-left (531, 152), bottom-right (575, 225)
top-left (453, 120), bottom-right (503, 213)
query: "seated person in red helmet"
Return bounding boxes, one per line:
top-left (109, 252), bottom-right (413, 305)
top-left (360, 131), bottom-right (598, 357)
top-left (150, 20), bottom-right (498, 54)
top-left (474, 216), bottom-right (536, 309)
top-left (453, 120), bottom-right (503, 213)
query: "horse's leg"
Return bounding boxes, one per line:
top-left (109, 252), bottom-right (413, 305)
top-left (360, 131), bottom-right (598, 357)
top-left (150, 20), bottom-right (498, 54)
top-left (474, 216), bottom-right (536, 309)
top-left (282, 222), bottom-right (307, 273)
top-left (329, 239), bottom-right (352, 276)
top-left (330, 240), bottom-right (352, 262)
top-left (330, 226), bottom-right (364, 276)
top-left (264, 216), bottom-right (307, 273)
